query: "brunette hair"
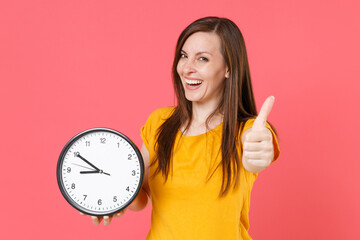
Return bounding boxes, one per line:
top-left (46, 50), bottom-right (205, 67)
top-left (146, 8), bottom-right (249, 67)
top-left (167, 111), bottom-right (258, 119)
top-left (153, 16), bottom-right (258, 196)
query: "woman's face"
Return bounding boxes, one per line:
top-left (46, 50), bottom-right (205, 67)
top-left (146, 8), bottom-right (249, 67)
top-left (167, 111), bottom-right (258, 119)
top-left (177, 31), bottom-right (229, 105)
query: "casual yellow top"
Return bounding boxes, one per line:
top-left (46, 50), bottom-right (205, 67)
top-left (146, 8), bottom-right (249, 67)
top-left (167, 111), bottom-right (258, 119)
top-left (141, 107), bottom-right (280, 240)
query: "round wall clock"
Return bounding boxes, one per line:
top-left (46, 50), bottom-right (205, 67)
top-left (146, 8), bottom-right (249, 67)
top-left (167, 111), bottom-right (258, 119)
top-left (57, 128), bottom-right (144, 216)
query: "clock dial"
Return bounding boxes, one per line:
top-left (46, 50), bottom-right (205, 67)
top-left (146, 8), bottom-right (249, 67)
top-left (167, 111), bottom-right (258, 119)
top-left (57, 128), bottom-right (144, 216)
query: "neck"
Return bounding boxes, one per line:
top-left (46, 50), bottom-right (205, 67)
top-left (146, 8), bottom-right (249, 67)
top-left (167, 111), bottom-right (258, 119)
top-left (191, 98), bottom-right (223, 126)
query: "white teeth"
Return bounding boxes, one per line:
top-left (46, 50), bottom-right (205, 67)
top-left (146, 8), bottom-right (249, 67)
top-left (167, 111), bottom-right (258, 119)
top-left (185, 79), bottom-right (203, 85)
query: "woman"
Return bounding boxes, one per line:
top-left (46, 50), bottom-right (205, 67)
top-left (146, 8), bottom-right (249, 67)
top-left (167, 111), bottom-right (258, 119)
top-left (85, 16), bottom-right (280, 240)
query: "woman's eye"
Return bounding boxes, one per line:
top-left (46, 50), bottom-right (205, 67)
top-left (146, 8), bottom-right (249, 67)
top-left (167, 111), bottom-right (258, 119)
top-left (180, 53), bottom-right (187, 58)
top-left (199, 57), bottom-right (209, 62)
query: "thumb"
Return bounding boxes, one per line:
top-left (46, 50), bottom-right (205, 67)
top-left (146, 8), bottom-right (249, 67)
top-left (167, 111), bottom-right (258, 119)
top-left (252, 96), bottom-right (275, 130)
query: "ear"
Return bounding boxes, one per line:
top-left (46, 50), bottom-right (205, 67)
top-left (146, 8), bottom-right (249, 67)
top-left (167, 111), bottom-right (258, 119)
top-left (225, 67), bottom-right (230, 79)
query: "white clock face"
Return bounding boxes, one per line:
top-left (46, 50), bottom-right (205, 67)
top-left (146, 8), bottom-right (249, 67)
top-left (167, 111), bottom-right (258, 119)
top-left (57, 129), bottom-right (143, 216)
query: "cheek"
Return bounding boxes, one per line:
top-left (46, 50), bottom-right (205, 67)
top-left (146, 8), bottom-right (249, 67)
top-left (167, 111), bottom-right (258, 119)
top-left (176, 61), bottom-right (183, 76)
top-left (207, 69), bottom-right (226, 87)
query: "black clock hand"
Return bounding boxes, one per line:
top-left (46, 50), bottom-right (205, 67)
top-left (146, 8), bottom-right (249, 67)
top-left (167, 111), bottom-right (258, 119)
top-left (76, 153), bottom-right (100, 171)
top-left (80, 170), bottom-right (111, 176)
top-left (100, 170), bottom-right (111, 176)
top-left (80, 170), bottom-right (99, 174)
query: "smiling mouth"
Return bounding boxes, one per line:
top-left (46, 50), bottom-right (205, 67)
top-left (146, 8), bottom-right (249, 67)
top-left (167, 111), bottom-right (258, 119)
top-left (185, 79), bottom-right (203, 86)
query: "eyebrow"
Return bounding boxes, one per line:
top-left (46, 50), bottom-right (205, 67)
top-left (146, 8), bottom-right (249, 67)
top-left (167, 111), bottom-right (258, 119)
top-left (180, 49), bottom-right (213, 56)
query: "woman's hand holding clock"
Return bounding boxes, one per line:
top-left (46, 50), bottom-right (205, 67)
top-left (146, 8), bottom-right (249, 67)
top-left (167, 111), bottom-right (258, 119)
top-left (80, 207), bottom-right (127, 226)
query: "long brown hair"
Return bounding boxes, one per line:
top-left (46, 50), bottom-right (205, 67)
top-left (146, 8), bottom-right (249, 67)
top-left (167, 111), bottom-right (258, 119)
top-left (153, 17), bottom-right (258, 196)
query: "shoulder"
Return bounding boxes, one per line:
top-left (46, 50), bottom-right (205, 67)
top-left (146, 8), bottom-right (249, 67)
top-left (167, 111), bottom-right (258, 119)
top-left (145, 106), bottom-right (176, 127)
top-left (142, 106), bottom-right (175, 133)
top-left (148, 106), bottom-right (176, 120)
top-left (141, 106), bottom-right (175, 150)
top-left (239, 118), bottom-right (276, 137)
top-left (242, 118), bottom-right (256, 131)
top-left (238, 118), bottom-right (256, 138)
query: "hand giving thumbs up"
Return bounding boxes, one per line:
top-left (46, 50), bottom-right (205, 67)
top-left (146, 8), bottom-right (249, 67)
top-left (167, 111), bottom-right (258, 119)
top-left (242, 96), bottom-right (276, 173)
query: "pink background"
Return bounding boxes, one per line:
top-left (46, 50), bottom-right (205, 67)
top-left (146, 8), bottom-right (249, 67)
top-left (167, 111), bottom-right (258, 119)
top-left (1, 0), bottom-right (359, 239)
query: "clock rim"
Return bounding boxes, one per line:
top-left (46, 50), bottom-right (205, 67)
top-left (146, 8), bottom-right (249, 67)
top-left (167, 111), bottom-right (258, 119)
top-left (56, 127), bottom-right (144, 216)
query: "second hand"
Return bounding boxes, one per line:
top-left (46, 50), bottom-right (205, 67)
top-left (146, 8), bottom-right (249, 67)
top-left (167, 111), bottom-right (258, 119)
top-left (72, 163), bottom-right (95, 171)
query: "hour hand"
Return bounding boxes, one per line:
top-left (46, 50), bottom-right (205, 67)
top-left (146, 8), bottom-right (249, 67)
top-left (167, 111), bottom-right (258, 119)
top-left (80, 170), bottom-right (111, 176)
top-left (80, 170), bottom-right (99, 174)
top-left (76, 153), bottom-right (100, 171)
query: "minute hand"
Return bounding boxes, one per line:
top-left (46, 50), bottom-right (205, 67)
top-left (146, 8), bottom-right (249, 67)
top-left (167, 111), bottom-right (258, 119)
top-left (76, 154), bottom-right (100, 171)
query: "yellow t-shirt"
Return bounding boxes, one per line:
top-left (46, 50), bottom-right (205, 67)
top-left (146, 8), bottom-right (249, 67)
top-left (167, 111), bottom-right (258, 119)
top-left (141, 107), bottom-right (280, 240)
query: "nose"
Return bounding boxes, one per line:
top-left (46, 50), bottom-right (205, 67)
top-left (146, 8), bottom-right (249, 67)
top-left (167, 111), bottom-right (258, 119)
top-left (182, 58), bottom-right (196, 74)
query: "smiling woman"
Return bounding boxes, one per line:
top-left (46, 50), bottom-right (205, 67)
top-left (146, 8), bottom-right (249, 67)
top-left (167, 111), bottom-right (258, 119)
top-left (84, 16), bottom-right (280, 240)
top-left (177, 32), bottom-right (229, 108)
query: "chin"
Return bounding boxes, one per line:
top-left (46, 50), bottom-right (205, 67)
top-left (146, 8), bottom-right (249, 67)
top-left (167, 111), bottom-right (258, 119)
top-left (184, 91), bottom-right (203, 102)
top-left (182, 82), bottom-right (208, 103)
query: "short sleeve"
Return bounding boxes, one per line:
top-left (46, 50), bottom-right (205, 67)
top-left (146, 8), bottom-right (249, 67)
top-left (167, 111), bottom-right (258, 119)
top-left (241, 119), bottom-right (280, 163)
top-left (140, 111), bottom-right (155, 152)
top-left (140, 107), bottom-right (175, 153)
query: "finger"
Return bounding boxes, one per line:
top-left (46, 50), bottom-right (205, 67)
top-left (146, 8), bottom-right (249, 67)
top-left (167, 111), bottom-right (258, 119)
top-left (103, 215), bottom-right (113, 226)
top-left (91, 216), bottom-right (103, 225)
top-left (244, 129), bottom-right (272, 142)
top-left (252, 96), bottom-right (275, 130)
top-left (114, 210), bottom-right (126, 218)
top-left (248, 159), bottom-right (271, 168)
top-left (244, 151), bottom-right (263, 159)
top-left (243, 142), bottom-right (267, 151)
top-left (80, 212), bottom-right (86, 216)
top-left (244, 151), bottom-right (273, 160)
